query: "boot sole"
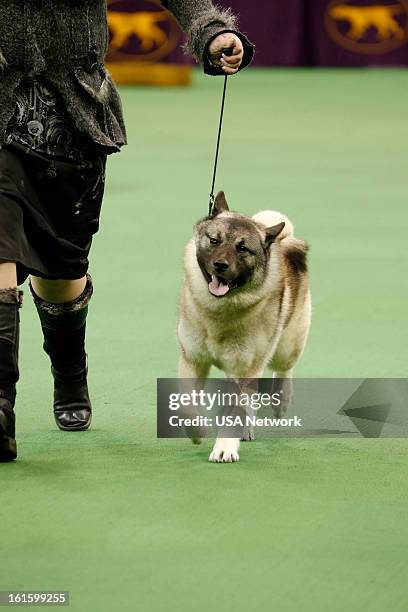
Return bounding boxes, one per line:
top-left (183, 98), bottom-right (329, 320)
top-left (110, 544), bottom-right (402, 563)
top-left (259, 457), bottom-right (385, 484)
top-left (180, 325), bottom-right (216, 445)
top-left (0, 435), bottom-right (17, 462)
top-left (54, 415), bottom-right (92, 432)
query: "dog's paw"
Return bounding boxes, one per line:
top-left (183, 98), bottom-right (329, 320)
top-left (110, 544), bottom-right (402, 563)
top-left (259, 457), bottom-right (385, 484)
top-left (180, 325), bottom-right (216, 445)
top-left (241, 424), bottom-right (255, 441)
top-left (184, 425), bottom-right (207, 442)
top-left (209, 448), bottom-right (239, 462)
top-left (209, 439), bottom-right (240, 463)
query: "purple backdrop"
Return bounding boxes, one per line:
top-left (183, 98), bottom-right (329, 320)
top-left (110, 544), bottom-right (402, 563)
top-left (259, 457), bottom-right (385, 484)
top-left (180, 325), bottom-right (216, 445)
top-left (106, 0), bottom-right (408, 68)
top-left (228, 0), bottom-right (408, 66)
top-left (227, 0), bottom-right (309, 66)
top-left (308, 0), bottom-right (408, 66)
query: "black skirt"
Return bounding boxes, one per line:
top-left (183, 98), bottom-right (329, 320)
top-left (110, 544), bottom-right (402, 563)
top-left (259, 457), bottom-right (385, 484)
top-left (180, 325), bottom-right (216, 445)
top-left (0, 142), bottom-right (107, 286)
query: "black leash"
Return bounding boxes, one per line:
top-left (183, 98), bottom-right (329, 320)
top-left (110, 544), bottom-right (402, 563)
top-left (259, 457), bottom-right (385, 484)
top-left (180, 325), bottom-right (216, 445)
top-left (208, 48), bottom-right (233, 216)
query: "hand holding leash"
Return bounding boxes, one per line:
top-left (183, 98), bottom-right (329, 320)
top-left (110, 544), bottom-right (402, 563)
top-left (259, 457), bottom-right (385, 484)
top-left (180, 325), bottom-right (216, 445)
top-left (208, 34), bottom-right (244, 74)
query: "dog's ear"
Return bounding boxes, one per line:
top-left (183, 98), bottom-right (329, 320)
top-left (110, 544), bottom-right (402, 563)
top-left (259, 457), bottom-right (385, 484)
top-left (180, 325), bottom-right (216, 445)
top-left (264, 222), bottom-right (285, 248)
top-left (211, 191), bottom-right (229, 217)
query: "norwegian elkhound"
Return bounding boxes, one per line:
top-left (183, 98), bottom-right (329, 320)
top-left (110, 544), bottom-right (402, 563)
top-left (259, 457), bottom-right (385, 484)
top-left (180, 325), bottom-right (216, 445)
top-left (178, 191), bottom-right (311, 462)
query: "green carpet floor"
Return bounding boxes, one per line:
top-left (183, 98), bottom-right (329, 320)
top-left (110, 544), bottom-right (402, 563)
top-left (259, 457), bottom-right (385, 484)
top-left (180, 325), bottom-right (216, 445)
top-left (1, 69), bottom-right (407, 611)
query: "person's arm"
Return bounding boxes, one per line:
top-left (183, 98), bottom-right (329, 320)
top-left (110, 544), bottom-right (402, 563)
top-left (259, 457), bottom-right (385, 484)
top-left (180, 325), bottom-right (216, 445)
top-left (160, 0), bottom-right (254, 75)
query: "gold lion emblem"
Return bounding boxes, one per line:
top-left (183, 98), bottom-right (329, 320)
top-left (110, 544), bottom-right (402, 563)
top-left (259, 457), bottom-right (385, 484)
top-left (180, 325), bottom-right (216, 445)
top-left (107, 0), bottom-right (180, 62)
top-left (108, 10), bottom-right (169, 52)
top-left (325, 1), bottom-right (408, 54)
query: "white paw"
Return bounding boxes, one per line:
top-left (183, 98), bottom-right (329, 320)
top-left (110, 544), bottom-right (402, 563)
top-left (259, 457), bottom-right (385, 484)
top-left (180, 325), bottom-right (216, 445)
top-left (209, 439), bottom-right (240, 463)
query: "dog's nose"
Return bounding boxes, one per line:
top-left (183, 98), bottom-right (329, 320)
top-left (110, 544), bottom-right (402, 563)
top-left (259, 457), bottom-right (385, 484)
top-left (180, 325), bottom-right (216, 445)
top-left (213, 260), bottom-right (229, 272)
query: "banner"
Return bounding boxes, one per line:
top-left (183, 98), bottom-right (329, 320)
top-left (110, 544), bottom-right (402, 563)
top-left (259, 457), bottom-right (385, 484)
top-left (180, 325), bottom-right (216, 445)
top-left (233, 0), bottom-right (408, 66)
top-left (105, 0), bottom-right (408, 84)
top-left (106, 0), bottom-right (191, 85)
top-left (226, 0), bottom-right (308, 66)
top-left (309, 0), bottom-right (408, 66)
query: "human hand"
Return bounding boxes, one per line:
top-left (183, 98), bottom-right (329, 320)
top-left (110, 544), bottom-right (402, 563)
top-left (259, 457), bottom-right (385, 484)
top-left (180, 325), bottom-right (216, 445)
top-left (208, 33), bottom-right (244, 75)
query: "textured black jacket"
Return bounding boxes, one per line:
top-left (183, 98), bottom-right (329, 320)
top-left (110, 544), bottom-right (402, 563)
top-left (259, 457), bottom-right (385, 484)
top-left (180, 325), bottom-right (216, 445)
top-left (0, 1), bottom-right (254, 153)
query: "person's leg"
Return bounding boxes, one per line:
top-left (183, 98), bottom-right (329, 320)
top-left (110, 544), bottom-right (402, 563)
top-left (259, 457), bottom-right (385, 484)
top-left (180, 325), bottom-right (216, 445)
top-left (30, 277), bottom-right (87, 304)
top-left (0, 262), bottom-right (17, 288)
top-left (29, 273), bottom-right (94, 431)
top-left (0, 261), bottom-right (22, 462)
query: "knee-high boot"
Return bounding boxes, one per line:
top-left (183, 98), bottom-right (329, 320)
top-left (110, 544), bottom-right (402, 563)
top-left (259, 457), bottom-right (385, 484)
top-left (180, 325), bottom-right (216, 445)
top-left (0, 288), bottom-right (23, 461)
top-left (29, 274), bottom-right (93, 431)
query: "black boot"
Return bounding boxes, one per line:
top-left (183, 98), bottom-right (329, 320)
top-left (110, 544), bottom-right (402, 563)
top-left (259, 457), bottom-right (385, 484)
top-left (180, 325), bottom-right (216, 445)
top-left (0, 288), bottom-right (23, 461)
top-left (29, 274), bottom-right (93, 432)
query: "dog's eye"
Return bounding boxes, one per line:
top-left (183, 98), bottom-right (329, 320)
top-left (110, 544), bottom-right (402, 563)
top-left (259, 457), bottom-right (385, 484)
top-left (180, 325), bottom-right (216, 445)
top-left (209, 237), bottom-right (219, 245)
top-left (237, 244), bottom-right (248, 253)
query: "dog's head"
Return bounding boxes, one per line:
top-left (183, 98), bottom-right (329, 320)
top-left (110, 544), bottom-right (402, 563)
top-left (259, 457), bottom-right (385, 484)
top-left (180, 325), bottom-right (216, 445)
top-left (195, 192), bottom-right (285, 298)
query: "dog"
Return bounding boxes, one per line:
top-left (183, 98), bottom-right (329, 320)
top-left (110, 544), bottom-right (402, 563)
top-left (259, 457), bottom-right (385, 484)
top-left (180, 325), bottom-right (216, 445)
top-left (177, 192), bottom-right (311, 462)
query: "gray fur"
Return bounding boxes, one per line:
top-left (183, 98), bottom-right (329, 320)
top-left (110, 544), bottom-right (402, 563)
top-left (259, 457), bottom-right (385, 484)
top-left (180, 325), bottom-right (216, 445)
top-left (0, 1), bottom-right (254, 150)
top-left (183, 6), bottom-right (237, 61)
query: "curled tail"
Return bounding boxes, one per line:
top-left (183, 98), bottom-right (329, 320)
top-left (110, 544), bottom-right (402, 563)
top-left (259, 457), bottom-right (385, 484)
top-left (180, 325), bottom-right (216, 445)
top-left (252, 210), bottom-right (294, 240)
top-left (253, 210), bottom-right (308, 273)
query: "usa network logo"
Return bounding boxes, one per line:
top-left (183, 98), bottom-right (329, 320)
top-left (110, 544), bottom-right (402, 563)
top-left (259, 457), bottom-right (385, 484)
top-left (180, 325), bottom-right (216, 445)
top-left (325, 0), bottom-right (408, 54)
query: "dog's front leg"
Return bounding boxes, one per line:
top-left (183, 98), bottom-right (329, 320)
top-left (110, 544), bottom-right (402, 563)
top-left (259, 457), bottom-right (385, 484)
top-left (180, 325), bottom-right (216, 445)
top-left (209, 376), bottom-right (262, 463)
top-left (178, 353), bottom-right (210, 443)
top-left (209, 379), bottom-right (241, 463)
top-left (209, 438), bottom-right (240, 463)
top-left (178, 353), bottom-right (210, 379)
top-left (272, 369), bottom-right (294, 417)
top-left (239, 377), bottom-right (263, 442)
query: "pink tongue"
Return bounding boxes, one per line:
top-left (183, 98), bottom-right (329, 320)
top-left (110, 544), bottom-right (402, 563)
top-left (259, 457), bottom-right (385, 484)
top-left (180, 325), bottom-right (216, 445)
top-left (209, 275), bottom-right (230, 297)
